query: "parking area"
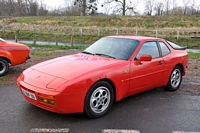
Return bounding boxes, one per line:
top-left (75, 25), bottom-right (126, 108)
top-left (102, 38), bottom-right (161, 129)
top-left (0, 85), bottom-right (200, 133)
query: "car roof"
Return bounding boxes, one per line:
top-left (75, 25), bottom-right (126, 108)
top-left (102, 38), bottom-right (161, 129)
top-left (106, 35), bottom-right (162, 41)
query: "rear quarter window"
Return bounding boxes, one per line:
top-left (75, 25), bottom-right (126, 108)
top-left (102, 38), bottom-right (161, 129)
top-left (159, 42), bottom-right (170, 56)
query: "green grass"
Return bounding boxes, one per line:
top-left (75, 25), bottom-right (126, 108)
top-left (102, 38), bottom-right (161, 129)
top-left (2, 15), bottom-right (200, 28)
top-left (188, 52), bottom-right (200, 60)
top-left (0, 76), bottom-right (8, 81)
top-left (1, 16), bottom-right (200, 48)
top-left (27, 44), bottom-right (88, 50)
top-left (31, 51), bottom-right (53, 56)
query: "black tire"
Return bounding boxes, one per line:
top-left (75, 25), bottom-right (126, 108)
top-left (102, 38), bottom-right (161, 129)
top-left (0, 58), bottom-right (9, 76)
top-left (165, 66), bottom-right (182, 91)
top-left (84, 81), bottom-right (114, 118)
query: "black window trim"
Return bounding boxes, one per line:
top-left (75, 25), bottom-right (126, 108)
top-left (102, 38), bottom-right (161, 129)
top-left (157, 41), bottom-right (171, 57)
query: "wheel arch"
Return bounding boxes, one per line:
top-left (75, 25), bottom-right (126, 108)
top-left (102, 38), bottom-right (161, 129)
top-left (99, 78), bottom-right (116, 102)
top-left (85, 78), bottom-right (117, 103)
top-left (0, 56), bottom-right (11, 64)
top-left (83, 78), bottom-right (116, 118)
top-left (175, 63), bottom-right (184, 74)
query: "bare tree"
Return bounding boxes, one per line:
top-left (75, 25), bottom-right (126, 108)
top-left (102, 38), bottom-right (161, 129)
top-left (29, 0), bottom-right (39, 15)
top-left (171, 0), bottom-right (177, 15)
top-left (190, 0), bottom-right (195, 15)
top-left (102, 0), bottom-right (140, 16)
top-left (101, 0), bottom-right (112, 15)
top-left (154, 1), bottom-right (164, 16)
top-left (163, 0), bottom-right (171, 15)
top-left (64, 0), bottom-right (78, 15)
top-left (182, 0), bottom-right (190, 15)
top-left (6, 0), bottom-right (15, 16)
top-left (73, 0), bottom-right (98, 16)
top-left (0, 0), bottom-right (6, 16)
top-left (144, 0), bottom-right (156, 16)
top-left (38, 0), bottom-right (48, 16)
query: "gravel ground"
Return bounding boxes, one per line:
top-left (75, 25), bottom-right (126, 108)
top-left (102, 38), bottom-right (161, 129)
top-left (1, 48), bottom-right (199, 95)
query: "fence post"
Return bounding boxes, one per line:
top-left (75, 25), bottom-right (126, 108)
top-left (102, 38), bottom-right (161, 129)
top-left (98, 28), bottom-right (100, 36)
top-left (135, 29), bottom-right (138, 36)
top-left (56, 36), bottom-right (58, 46)
top-left (80, 28), bottom-right (83, 36)
top-left (177, 30), bottom-right (180, 39)
top-left (2, 25), bottom-right (5, 32)
top-left (34, 35), bottom-right (37, 44)
top-left (116, 28), bottom-right (119, 35)
top-left (32, 25), bottom-right (35, 33)
top-left (64, 27), bottom-right (67, 35)
top-left (156, 29), bottom-right (158, 38)
top-left (18, 24), bottom-right (21, 31)
top-left (15, 34), bottom-right (18, 42)
top-left (71, 35), bottom-right (74, 47)
top-left (48, 26), bottom-right (50, 34)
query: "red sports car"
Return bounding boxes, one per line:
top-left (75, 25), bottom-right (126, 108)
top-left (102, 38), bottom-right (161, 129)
top-left (17, 36), bottom-right (188, 118)
top-left (0, 38), bottom-right (30, 76)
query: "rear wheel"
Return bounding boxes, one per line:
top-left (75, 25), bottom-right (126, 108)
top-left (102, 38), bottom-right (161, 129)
top-left (165, 66), bottom-right (182, 91)
top-left (84, 81), bottom-right (114, 118)
top-left (0, 58), bottom-right (9, 76)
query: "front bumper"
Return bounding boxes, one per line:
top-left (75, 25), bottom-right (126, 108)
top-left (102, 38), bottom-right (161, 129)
top-left (17, 80), bottom-right (85, 114)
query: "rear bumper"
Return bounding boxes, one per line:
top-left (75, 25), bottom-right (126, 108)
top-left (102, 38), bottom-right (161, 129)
top-left (26, 55), bottom-right (31, 60)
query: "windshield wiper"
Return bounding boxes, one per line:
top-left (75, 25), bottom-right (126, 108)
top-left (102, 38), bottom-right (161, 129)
top-left (95, 53), bottom-right (116, 59)
top-left (81, 51), bottom-right (95, 55)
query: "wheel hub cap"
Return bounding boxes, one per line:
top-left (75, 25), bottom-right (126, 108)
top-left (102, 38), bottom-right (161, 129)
top-left (0, 61), bottom-right (6, 74)
top-left (90, 86), bottom-right (110, 113)
top-left (171, 69), bottom-right (181, 88)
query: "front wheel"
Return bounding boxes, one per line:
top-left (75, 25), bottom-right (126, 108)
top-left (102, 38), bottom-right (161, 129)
top-left (84, 81), bottom-right (114, 118)
top-left (165, 66), bottom-right (182, 91)
top-left (0, 58), bottom-right (9, 76)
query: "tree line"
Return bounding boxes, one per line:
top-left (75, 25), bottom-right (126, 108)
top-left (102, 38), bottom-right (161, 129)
top-left (0, 0), bottom-right (199, 16)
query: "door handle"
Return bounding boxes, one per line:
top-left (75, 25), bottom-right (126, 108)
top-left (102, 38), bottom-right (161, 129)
top-left (157, 61), bottom-right (164, 65)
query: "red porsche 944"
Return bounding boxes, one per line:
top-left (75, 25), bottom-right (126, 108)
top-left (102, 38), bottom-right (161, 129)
top-left (0, 38), bottom-right (30, 76)
top-left (17, 36), bottom-right (188, 118)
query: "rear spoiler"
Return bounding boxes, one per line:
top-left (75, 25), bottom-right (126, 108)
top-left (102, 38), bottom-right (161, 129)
top-left (174, 46), bottom-right (187, 50)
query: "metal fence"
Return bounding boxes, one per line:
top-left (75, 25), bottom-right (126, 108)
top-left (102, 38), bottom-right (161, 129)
top-left (1, 24), bottom-right (200, 39)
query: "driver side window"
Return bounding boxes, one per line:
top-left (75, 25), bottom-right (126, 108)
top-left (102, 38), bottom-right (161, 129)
top-left (136, 42), bottom-right (160, 59)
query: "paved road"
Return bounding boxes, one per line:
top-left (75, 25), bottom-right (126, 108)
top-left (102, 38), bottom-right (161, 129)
top-left (0, 85), bottom-right (200, 133)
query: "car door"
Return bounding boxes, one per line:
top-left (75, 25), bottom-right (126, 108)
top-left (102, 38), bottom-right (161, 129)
top-left (128, 41), bottom-right (165, 95)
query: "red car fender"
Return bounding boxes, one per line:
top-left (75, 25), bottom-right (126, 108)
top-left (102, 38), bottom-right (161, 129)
top-left (160, 52), bottom-right (188, 86)
top-left (0, 49), bottom-right (12, 63)
top-left (5, 47), bottom-right (29, 66)
top-left (55, 63), bottom-right (130, 112)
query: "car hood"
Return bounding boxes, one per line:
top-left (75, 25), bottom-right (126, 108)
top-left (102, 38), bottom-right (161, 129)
top-left (1, 41), bottom-right (29, 51)
top-left (27, 53), bottom-right (124, 80)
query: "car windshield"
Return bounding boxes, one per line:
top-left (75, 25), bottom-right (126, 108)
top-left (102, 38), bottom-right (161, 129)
top-left (83, 37), bottom-right (139, 60)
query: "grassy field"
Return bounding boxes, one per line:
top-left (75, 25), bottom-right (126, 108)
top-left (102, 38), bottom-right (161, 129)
top-left (0, 16), bottom-right (200, 47)
top-left (1, 16), bottom-right (200, 29)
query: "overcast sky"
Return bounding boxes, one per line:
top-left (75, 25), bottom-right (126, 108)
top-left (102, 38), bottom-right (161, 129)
top-left (42, 0), bottom-right (199, 14)
top-left (42, 0), bottom-right (188, 8)
top-left (42, 0), bottom-right (65, 8)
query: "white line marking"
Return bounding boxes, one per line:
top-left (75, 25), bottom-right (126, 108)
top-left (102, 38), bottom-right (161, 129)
top-left (30, 128), bottom-right (69, 133)
top-left (173, 131), bottom-right (200, 133)
top-left (103, 129), bottom-right (140, 133)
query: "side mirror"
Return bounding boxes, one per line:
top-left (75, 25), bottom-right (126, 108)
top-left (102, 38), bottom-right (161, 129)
top-left (140, 55), bottom-right (152, 62)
